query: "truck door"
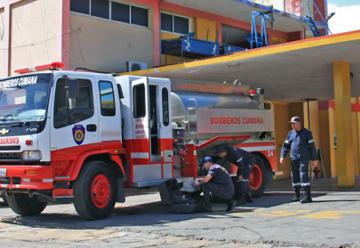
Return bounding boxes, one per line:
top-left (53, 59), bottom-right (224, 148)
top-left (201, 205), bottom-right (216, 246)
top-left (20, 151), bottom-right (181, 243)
top-left (96, 78), bottom-right (122, 143)
top-left (131, 77), bottom-right (161, 162)
top-left (148, 78), bottom-right (173, 178)
top-left (51, 76), bottom-right (99, 160)
top-left (130, 77), bottom-right (173, 186)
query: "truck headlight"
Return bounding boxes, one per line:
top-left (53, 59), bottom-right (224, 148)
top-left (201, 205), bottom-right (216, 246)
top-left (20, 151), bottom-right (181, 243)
top-left (22, 150), bottom-right (42, 161)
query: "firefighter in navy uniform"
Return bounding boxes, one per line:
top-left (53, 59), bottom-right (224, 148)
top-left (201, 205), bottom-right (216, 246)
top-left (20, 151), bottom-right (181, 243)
top-left (280, 116), bottom-right (319, 203)
top-left (215, 145), bottom-right (255, 204)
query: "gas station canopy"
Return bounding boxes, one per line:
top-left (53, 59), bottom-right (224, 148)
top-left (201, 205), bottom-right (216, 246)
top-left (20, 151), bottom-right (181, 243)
top-left (128, 30), bottom-right (360, 101)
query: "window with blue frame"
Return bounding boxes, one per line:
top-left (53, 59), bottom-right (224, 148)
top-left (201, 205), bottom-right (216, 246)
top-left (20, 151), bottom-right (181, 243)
top-left (70, 0), bottom-right (90, 14)
top-left (131, 6), bottom-right (148, 27)
top-left (70, 0), bottom-right (148, 28)
top-left (91, 0), bottom-right (109, 19)
top-left (161, 12), bottom-right (189, 35)
top-left (111, 1), bottom-right (130, 23)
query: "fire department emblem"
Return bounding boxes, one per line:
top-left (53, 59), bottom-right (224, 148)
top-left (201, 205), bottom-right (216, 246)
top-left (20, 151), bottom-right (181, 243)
top-left (72, 125), bottom-right (85, 145)
top-left (0, 129), bottom-right (9, 135)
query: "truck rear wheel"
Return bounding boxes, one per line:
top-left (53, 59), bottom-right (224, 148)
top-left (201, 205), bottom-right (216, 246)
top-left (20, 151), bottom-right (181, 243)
top-left (6, 193), bottom-right (47, 216)
top-left (249, 154), bottom-right (272, 197)
top-left (73, 161), bottom-right (116, 220)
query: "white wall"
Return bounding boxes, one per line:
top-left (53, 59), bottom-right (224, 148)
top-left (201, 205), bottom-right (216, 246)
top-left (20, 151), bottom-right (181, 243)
top-left (10, 0), bottom-right (63, 75)
top-left (69, 13), bottom-right (154, 73)
top-left (0, 8), bottom-right (6, 78)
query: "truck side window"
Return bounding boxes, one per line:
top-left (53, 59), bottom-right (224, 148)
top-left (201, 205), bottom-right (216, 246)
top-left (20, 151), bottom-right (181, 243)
top-left (162, 88), bottom-right (169, 126)
top-left (133, 84), bottom-right (145, 118)
top-left (99, 81), bottom-right (116, 116)
top-left (54, 78), bottom-right (94, 128)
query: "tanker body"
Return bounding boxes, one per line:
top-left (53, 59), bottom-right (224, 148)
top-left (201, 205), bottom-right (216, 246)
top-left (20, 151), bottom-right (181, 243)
top-left (171, 91), bottom-right (263, 143)
top-left (170, 91), bottom-right (276, 197)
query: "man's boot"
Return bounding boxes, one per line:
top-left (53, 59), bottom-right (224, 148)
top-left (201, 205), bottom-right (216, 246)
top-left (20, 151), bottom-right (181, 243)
top-left (237, 193), bottom-right (247, 205)
top-left (291, 187), bottom-right (301, 202)
top-left (225, 198), bottom-right (235, 212)
top-left (245, 182), bottom-right (253, 203)
top-left (301, 186), bottom-right (313, 204)
top-left (237, 181), bottom-right (248, 205)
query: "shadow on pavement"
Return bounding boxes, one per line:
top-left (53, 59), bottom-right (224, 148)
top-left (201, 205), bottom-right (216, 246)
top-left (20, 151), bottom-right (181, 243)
top-left (2, 191), bottom-right (357, 230)
top-left (0, 200), bottom-right (252, 230)
top-left (241, 192), bottom-right (326, 208)
top-left (312, 199), bottom-right (360, 203)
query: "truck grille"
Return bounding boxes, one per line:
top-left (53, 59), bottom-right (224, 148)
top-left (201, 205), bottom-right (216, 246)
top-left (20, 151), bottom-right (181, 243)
top-left (0, 177), bottom-right (21, 185)
top-left (0, 152), bottom-right (22, 162)
top-left (0, 146), bottom-right (21, 151)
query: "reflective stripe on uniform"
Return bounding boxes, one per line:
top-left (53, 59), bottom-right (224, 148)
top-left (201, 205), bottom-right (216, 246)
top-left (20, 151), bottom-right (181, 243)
top-left (292, 183), bottom-right (302, 186)
top-left (237, 157), bottom-right (243, 163)
top-left (285, 140), bottom-right (290, 144)
top-left (308, 139), bottom-right (314, 144)
top-left (302, 183), bottom-right (311, 187)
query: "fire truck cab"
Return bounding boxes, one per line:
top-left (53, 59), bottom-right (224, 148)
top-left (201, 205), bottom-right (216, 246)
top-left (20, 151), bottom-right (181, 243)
top-left (0, 64), bottom-right (276, 219)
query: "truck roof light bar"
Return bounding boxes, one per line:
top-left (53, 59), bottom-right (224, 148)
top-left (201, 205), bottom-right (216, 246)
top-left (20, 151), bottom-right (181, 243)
top-left (14, 68), bottom-right (33, 74)
top-left (14, 62), bottom-right (64, 74)
top-left (35, 62), bottom-right (64, 71)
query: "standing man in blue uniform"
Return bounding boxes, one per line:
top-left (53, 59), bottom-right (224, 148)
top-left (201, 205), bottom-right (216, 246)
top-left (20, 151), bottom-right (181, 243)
top-left (280, 116), bottom-right (318, 203)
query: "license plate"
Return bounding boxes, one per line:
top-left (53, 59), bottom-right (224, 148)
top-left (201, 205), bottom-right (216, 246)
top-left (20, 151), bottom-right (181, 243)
top-left (0, 168), bottom-right (6, 177)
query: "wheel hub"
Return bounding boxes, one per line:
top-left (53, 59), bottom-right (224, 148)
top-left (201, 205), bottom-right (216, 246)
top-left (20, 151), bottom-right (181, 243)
top-left (249, 163), bottom-right (263, 191)
top-left (90, 174), bottom-right (111, 209)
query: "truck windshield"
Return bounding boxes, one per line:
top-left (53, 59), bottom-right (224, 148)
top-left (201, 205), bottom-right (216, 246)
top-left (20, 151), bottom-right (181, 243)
top-left (0, 74), bottom-right (51, 123)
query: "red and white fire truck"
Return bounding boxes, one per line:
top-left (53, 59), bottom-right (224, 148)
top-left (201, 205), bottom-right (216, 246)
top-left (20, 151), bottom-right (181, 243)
top-left (0, 63), bottom-right (277, 219)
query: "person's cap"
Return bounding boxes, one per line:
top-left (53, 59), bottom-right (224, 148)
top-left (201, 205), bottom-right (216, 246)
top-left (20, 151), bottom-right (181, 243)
top-left (200, 156), bottom-right (214, 167)
top-left (289, 116), bottom-right (301, 123)
top-left (214, 145), bottom-right (227, 154)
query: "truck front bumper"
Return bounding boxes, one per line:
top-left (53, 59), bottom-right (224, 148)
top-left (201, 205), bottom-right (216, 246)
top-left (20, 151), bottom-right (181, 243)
top-left (0, 165), bottom-right (53, 190)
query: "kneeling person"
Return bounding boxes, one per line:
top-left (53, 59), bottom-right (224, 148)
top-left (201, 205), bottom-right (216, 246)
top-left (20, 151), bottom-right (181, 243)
top-left (197, 156), bottom-right (235, 212)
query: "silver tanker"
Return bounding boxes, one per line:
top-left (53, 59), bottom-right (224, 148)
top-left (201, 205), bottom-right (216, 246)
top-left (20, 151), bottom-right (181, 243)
top-left (171, 90), bottom-right (268, 144)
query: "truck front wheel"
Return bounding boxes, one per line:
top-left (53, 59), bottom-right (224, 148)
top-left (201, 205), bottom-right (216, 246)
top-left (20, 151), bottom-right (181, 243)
top-left (73, 161), bottom-right (116, 220)
top-left (6, 193), bottom-right (47, 216)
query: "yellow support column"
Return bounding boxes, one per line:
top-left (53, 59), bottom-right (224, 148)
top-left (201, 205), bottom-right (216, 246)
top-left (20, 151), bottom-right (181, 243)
top-left (333, 61), bottom-right (355, 187)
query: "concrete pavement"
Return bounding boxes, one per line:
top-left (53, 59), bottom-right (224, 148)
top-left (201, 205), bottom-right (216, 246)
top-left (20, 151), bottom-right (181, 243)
top-left (0, 188), bottom-right (359, 248)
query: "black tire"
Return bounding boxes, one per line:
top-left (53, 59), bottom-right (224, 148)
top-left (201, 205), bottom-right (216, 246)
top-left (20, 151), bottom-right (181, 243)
top-left (73, 160), bottom-right (116, 220)
top-left (6, 193), bottom-right (47, 216)
top-left (250, 154), bottom-right (273, 197)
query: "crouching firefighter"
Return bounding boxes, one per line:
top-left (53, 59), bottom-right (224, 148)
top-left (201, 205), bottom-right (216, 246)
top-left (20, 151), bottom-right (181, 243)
top-left (196, 157), bottom-right (235, 212)
top-left (280, 116), bottom-right (319, 203)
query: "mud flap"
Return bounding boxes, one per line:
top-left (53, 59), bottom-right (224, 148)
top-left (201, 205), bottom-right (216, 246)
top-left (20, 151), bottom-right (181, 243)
top-left (116, 177), bottom-right (125, 203)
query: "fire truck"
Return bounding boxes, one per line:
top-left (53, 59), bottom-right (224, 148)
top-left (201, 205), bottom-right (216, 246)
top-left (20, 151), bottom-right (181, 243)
top-left (0, 62), bottom-right (276, 219)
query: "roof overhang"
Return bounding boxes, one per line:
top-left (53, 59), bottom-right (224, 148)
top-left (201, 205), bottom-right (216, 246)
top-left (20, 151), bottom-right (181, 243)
top-left (163, 0), bottom-right (317, 33)
top-left (125, 30), bottom-right (360, 101)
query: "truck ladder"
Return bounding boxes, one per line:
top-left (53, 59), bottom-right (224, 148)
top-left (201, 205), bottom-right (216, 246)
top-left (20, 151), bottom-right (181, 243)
top-left (249, 10), bottom-right (273, 49)
top-left (304, 16), bottom-right (321, 37)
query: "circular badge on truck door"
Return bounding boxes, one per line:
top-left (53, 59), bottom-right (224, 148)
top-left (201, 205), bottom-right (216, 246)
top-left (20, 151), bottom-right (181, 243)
top-left (72, 125), bottom-right (86, 145)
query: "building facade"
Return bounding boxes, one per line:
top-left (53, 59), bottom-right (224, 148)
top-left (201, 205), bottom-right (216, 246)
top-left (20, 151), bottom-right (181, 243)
top-left (2, 0), bottom-right (341, 180)
top-left (0, 0), bottom-right (327, 77)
